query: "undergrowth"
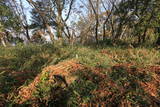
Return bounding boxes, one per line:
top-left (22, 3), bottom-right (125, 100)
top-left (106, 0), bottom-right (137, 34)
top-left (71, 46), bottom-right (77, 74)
top-left (0, 43), bottom-right (160, 106)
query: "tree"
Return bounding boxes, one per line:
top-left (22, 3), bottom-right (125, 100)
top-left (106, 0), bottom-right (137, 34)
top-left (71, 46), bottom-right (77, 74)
top-left (9, 0), bottom-right (31, 41)
top-left (0, 0), bottom-right (21, 46)
top-left (113, 0), bottom-right (160, 44)
top-left (27, 0), bottom-right (55, 42)
top-left (30, 0), bottom-right (57, 36)
top-left (0, 0), bottom-right (20, 31)
top-left (88, 0), bottom-right (100, 44)
top-left (27, 0), bottom-right (75, 42)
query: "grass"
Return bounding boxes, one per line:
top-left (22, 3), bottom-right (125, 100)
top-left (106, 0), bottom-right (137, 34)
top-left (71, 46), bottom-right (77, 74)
top-left (0, 43), bottom-right (58, 71)
top-left (0, 43), bottom-right (160, 106)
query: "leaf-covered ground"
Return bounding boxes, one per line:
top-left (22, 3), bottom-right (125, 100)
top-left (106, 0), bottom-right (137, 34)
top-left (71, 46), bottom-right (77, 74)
top-left (0, 44), bottom-right (160, 106)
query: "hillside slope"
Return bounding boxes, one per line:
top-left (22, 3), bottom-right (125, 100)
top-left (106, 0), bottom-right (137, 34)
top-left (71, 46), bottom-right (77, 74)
top-left (0, 44), bottom-right (160, 106)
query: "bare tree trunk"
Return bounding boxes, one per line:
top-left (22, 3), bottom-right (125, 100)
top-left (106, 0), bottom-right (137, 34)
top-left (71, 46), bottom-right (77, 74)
top-left (103, 12), bottom-right (112, 40)
top-left (88, 0), bottom-right (99, 44)
top-left (142, 10), bottom-right (154, 43)
top-left (56, 3), bottom-right (63, 39)
top-left (156, 34), bottom-right (160, 45)
top-left (115, 21), bottom-right (123, 39)
top-left (138, 35), bottom-right (141, 44)
top-left (119, 25), bottom-right (127, 39)
top-left (1, 38), bottom-right (6, 47)
top-left (95, 17), bottom-right (99, 44)
top-left (0, 32), bottom-right (7, 47)
top-left (101, 0), bottom-right (114, 40)
top-left (56, 0), bottom-right (74, 41)
top-left (142, 27), bottom-right (148, 43)
top-left (63, 21), bottom-right (72, 41)
top-left (25, 25), bottom-right (31, 41)
top-left (103, 24), bottom-right (106, 40)
top-left (45, 24), bottom-right (55, 42)
top-left (111, 17), bottom-right (115, 38)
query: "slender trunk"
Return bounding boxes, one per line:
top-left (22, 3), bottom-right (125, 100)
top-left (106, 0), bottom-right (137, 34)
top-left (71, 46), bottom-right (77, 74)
top-left (120, 26), bottom-right (127, 39)
top-left (111, 16), bottom-right (115, 38)
top-left (57, 1), bottom-right (63, 39)
top-left (142, 10), bottom-right (154, 43)
top-left (156, 34), bottom-right (160, 45)
top-left (88, 0), bottom-right (99, 44)
top-left (25, 25), bottom-right (31, 41)
top-left (115, 22), bottom-right (123, 39)
top-left (57, 16), bottom-right (63, 39)
top-left (1, 38), bottom-right (6, 47)
top-left (142, 27), bottom-right (148, 43)
top-left (102, 9), bottom-right (113, 40)
top-left (138, 35), bottom-right (141, 44)
top-left (61, 19), bottom-right (71, 40)
top-left (95, 16), bottom-right (99, 44)
top-left (4, 31), bottom-right (10, 42)
top-left (64, 23), bottom-right (71, 41)
top-left (103, 24), bottom-right (106, 40)
top-left (46, 24), bottom-right (54, 42)
top-left (96, 0), bottom-right (99, 44)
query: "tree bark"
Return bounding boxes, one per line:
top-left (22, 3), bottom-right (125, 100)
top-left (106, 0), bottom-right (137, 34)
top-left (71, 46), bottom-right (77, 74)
top-left (115, 22), bottom-right (123, 39)
top-left (1, 38), bottom-right (6, 47)
top-left (0, 32), bottom-right (6, 47)
top-left (156, 34), bottom-right (160, 45)
top-left (45, 24), bottom-right (55, 42)
top-left (27, 0), bottom-right (55, 42)
top-left (56, 0), bottom-right (63, 39)
top-left (25, 25), bottom-right (31, 41)
top-left (142, 27), bottom-right (148, 43)
top-left (88, 0), bottom-right (100, 44)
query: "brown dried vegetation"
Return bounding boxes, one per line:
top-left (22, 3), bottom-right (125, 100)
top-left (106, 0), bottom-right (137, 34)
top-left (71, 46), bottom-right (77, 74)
top-left (13, 59), bottom-right (160, 107)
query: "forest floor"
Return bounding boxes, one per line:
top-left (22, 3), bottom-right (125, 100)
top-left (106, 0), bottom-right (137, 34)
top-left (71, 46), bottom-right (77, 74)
top-left (0, 43), bottom-right (160, 107)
